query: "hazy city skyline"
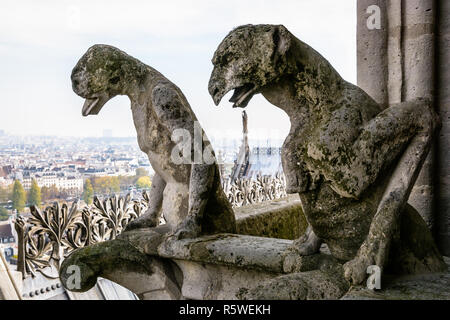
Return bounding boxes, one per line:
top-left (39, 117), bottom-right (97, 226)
top-left (0, 0), bottom-right (356, 139)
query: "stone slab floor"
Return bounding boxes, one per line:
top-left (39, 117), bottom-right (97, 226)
top-left (342, 257), bottom-right (450, 300)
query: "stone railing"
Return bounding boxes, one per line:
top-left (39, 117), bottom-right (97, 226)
top-left (222, 172), bottom-right (287, 208)
top-left (14, 192), bottom-right (149, 279)
top-left (14, 174), bottom-right (287, 280)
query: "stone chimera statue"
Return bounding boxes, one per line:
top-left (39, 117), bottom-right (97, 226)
top-left (71, 44), bottom-right (236, 239)
top-left (208, 24), bottom-right (446, 286)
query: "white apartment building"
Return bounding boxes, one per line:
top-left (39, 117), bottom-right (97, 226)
top-left (22, 173), bottom-right (83, 192)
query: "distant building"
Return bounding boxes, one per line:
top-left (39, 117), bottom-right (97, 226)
top-left (245, 146), bottom-right (283, 178)
top-left (83, 168), bottom-right (108, 177)
top-left (0, 223), bottom-right (15, 244)
top-left (21, 173), bottom-right (83, 192)
top-left (3, 247), bottom-right (15, 264)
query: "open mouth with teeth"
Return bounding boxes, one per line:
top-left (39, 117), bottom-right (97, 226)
top-left (82, 97), bottom-right (100, 116)
top-left (81, 93), bottom-right (110, 116)
top-left (228, 83), bottom-right (256, 108)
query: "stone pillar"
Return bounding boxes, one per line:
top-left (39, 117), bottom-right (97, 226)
top-left (436, 0), bottom-right (450, 256)
top-left (386, 0), bottom-right (402, 104)
top-left (357, 0), bottom-right (389, 107)
top-left (403, 0), bottom-right (436, 229)
top-left (357, 0), bottom-right (437, 229)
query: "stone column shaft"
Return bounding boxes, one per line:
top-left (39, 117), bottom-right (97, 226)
top-left (436, 0), bottom-right (450, 256)
top-left (402, 0), bottom-right (436, 229)
top-left (357, 0), bottom-right (437, 229)
top-left (357, 0), bottom-right (389, 107)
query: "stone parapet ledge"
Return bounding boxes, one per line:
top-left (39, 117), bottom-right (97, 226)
top-left (59, 199), bottom-right (349, 300)
top-left (234, 194), bottom-right (307, 240)
top-left (120, 229), bottom-right (337, 274)
top-left (60, 224), bottom-right (346, 299)
top-left (59, 195), bottom-right (448, 300)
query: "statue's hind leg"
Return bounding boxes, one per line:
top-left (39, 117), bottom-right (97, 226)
top-left (343, 125), bottom-right (439, 284)
top-left (125, 173), bottom-right (166, 231)
top-left (162, 182), bottom-right (189, 232)
top-left (319, 98), bottom-right (440, 200)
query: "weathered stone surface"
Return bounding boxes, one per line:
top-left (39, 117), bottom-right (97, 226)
top-left (117, 224), bottom-right (170, 255)
top-left (120, 227), bottom-right (333, 273)
top-left (59, 238), bottom-right (182, 299)
top-left (400, 0), bottom-right (436, 230)
top-left (235, 194), bottom-right (307, 240)
top-left (0, 252), bottom-right (21, 300)
top-left (61, 225), bottom-right (343, 299)
top-left (342, 257), bottom-right (450, 300)
top-left (358, 0), bottom-right (437, 229)
top-left (59, 223), bottom-right (450, 300)
top-left (240, 269), bottom-right (349, 300)
top-left (208, 24), bottom-right (446, 288)
top-left (282, 245), bottom-right (340, 274)
top-left (436, 0), bottom-right (450, 256)
top-left (60, 22), bottom-right (450, 301)
top-left (71, 44), bottom-right (236, 240)
top-left (174, 260), bottom-right (278, 300)
top-left (160, 234), bottom-right (296, 273)
top-left (386, 0), bottom-right (402, 104)
top-left (387, 204), bottom-right (447, 275)
top-left (357, 0), bottom-right (389, 106)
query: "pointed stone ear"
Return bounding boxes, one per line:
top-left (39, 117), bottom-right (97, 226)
top-left (273, 25), bottom-right (291, 57)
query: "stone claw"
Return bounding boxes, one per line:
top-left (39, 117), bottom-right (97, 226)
top-left (170, 218), bottom-right (201, 240)
top-left (124, 212), bottom-right (159, 232)
top-left (289, 227), bottom-right (322, 256)
top-left (343, 256), bottom-right (371, 285)
top-left (294, 240), bottom-right (320, 256)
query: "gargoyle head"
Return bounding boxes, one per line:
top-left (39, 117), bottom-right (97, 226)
top-left (208, 24), bottom-right (292, 108)
top-left (71, 44), bottom-right (147, 116)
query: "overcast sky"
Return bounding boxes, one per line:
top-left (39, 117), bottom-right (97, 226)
top-left (0, 0), bottom-right (356, 143)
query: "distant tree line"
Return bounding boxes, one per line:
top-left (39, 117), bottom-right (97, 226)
top-left (0, 179), bottom-right (42, 214)
top-left (82, 167), bottom-right (152, 204)
top-left (0, 179), bottom-right (81, 214)
top-left (0, 168), bottom-right (152, 213)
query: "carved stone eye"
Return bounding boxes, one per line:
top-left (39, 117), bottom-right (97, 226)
top-left (109, 76), bottom-right (120, 84)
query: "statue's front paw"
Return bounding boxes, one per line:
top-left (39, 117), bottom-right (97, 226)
top-left (124, 212), bottom-right (159, 231)
top-left (291, 235), bottom-right (320, 256)
top-left (170, 219), bottom-right (201, 240)
top-left (287, 226), bottom-right (322, 256)
top-left (343, 256), bottom-right (370, 285)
